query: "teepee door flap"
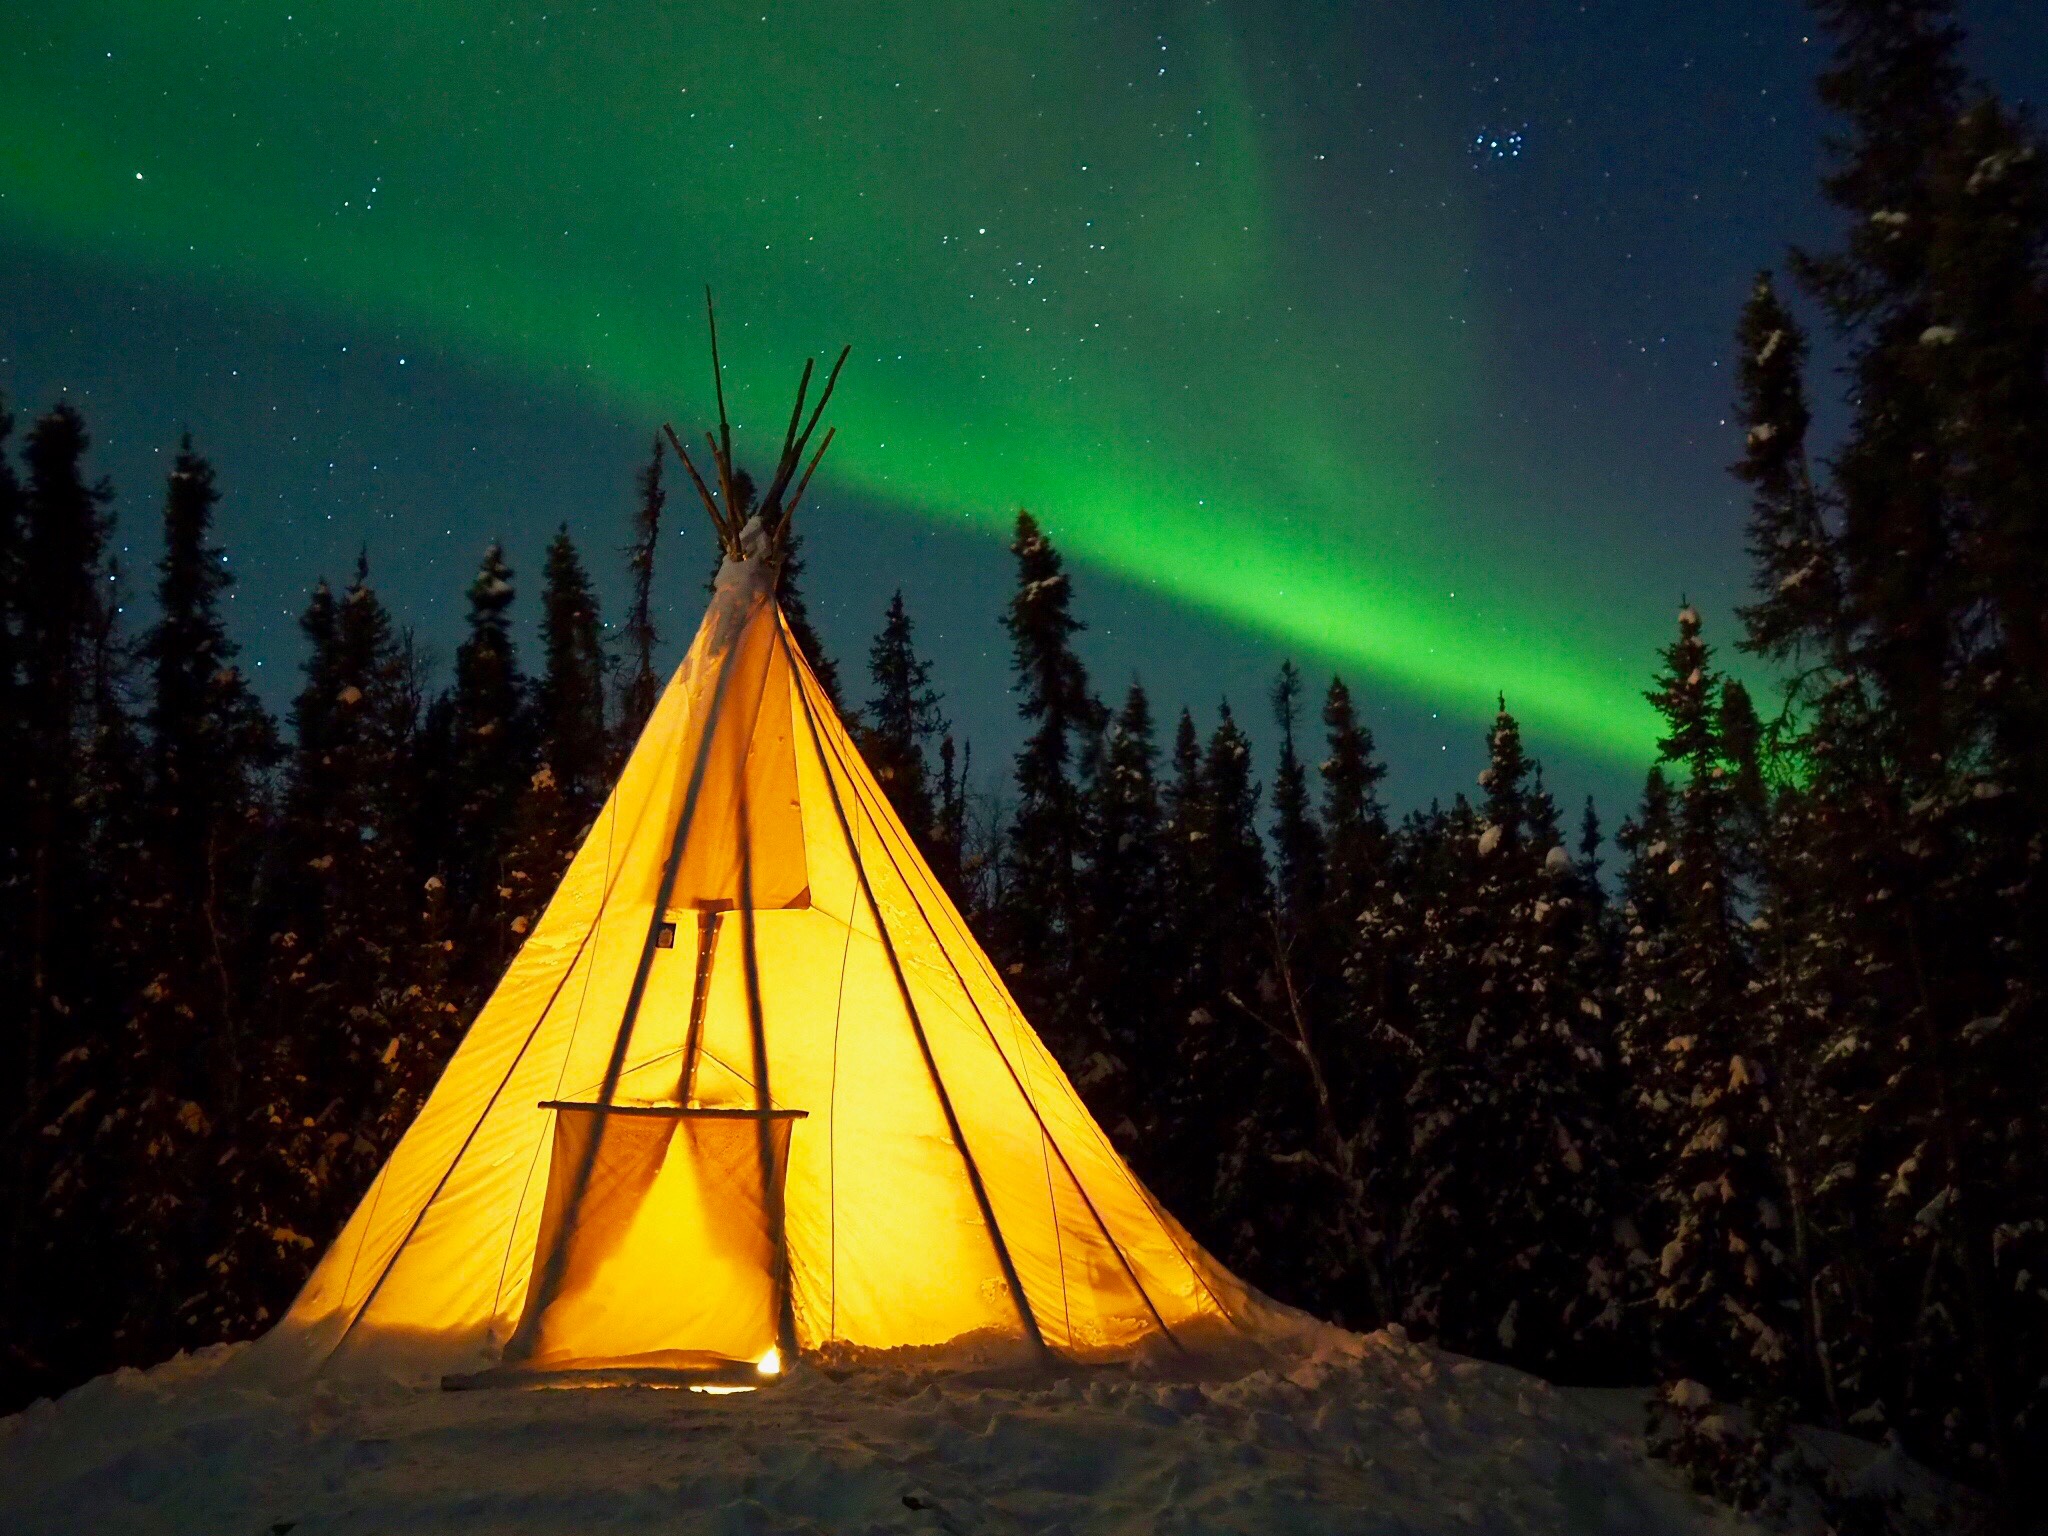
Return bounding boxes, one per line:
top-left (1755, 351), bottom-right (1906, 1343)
top-left (502, 1105), bottom-right (801, 1374)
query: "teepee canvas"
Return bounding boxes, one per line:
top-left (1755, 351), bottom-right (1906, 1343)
top-left (263, 331), bottom-right (1268, 1385)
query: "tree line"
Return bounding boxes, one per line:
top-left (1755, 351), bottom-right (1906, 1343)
top-left (1, 0), bottom-right (2043, 1519)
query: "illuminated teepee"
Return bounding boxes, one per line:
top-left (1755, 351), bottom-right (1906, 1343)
top-left (264, 310), bottom-right (1269, 1386)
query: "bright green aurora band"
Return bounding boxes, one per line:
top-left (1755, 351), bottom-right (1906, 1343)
top-left (2, 3), bottom-right (1661, 760)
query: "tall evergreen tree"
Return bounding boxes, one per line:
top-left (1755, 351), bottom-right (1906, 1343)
top-left (501, 528), bottom-right (609, 944)
top-left (1178, 702), bottom-right (1272, 1264)
top-left (1622, 607), bottom-right (1795, 1401)
top-left (1379, 703), bottom-right (1622, 1374)
top-left (1319, 677), bottom-right (1391, 936)
top-left (445, 544), bottom-right (530, 984)
top-left (1269, 662), bottom-right (1326, 929)
top-left (615, 436), bottom-right (666, 755)
top-left (534, 526), bottom-right (609, 821)
top-left (1078, 682), bottom-right (1168, 1147)
top-left (995, 511), bottom-right (1103, 1070)
top-left (1773, 2), bottom-right (2048, 1493)
top-left (862, 590), bottom-right (945, 850)
top-left (217, 562), bottom-right (419, 1337)
top-left (115, 440), bottom-right (278, 1360)
top-left (930, 733), bottom-right (970, 901)
top-left (2, 402), bottom-right (124, 1400)
top-left (1574, 798), bottom-right (1608, 919)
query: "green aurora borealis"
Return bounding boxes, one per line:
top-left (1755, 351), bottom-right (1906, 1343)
top-left (3, 3), bottom-right (1675, 759)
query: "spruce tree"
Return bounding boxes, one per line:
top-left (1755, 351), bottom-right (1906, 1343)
top-left (535, 527), bottom-right (608, 820)
top-left (615, 435), bottom-right (666, 755)
top-left (1319, 677), bottom-right (1392, 939)
top-left (930, 733), bottom-right (970, 901)
top-left (996, 511), bottom-right (1102, 1071)
top-left (1383, 703), bottom-right (1621, 1373)
top-left (1773, 2), bottom-right (2047, 1491)
top-left (1144, 709), bottom-right (1210, 1216)
top-left (1079, 682), bottom-right (1167, 1148)
top-left (1178, 702), bottom-right (1272, 1264)
top-left (1625, 607), bottom-right (1795, 1401)
top-left (1297, 686), bottom-right (1406, 1330)
top-left (501, 528), bottom-right (608, 944)
top-left (445, 544), bottom-right (530, 985)
top-left (116, 441), bottom-right (278, 1361)
top-left (217, 562), bottom-right (417, 1337)
top-left (1223, 668), bottom-right (1398, 1325)
top-left (1269, 662), bottom-right (1326, 929)
top-left (1727, 272), bottom-right (1880, 1432)
top-left (1574, 798), bottom-right (1608, 920)
top-left (3, 403), bottom-right (125, 1399)
top-left (862, 590), bottom-right (945, 850)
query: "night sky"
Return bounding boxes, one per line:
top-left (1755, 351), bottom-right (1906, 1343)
top-left (3, 3), bottom-right (2044, 822)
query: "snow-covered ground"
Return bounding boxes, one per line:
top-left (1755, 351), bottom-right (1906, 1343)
top-left (0, 1327), bottom-right (1964, 1535)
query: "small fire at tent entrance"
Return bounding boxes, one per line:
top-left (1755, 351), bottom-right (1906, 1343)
top-left (252, 297), bottom-right (1279, 1396)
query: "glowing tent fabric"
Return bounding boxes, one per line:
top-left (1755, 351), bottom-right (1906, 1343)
top-left (265, 556), bottom-right (1264, 1381)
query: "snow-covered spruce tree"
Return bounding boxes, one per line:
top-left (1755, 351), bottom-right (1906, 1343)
top-left (1, 403), bottom-right (135, 1402)
top-left (1725, 275), bottom-right (1883, 1439)
top-left (1078, 682), bottom-right (1168, 1152)
top-left (1916, 92), bottom-right (2048, 1487)
top-left (369, 868), bottom-right (462, 1153)
top-left (1386, 703), bottom-right (1622, 1375)
top-left (1774, 0), bottom-right (2048, 1494)
top-left (1320, 677), bottom-right (1393, 933)
top-left (1371, 791), bottom-right (1484, 1346)
top-left (993, 511), bottom-right (1104, 1076)
top-left (613, 435), bottom-right (666, 759)
top-left (1609, 769), bottom-right (1676, 1251)
top-left (111, 441), bottom-right (279, 1364)
top-left (213, 561), bottom-right (418, 1338)
top-left (1621, 605), bottom-right (1796, 1413)
top-left (861, 590), bottom-right (946, 853)
top-left (1466, 704), bottom-right (1622, 1376)
top-left (499, 528), bottom-right (609, 949)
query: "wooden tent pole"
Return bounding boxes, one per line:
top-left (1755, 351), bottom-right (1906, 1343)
top-left (734, 779), bottom-right (799, 1361)
top-left (676, 908), bottom-right (722, 1104)
top-left (778, 620), bottom-right (1051, 1361)
top-left (504, 609), bottom-right (753, 1362)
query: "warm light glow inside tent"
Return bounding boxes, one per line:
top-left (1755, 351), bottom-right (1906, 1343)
top-left (262, 338), bottom-right (1270, 1386)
